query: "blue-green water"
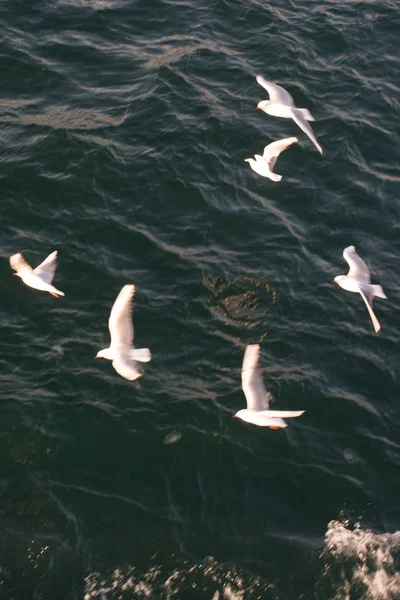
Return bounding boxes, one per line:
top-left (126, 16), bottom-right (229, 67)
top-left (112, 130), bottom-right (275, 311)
top-left (0, 1), bottom-right (400, 598)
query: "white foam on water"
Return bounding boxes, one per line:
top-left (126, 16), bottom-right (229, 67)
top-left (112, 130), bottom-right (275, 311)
top-left (223, 584), bottom-right (244, 599)
top-left (83, 556), bottom-right (280, 599)
top-left (84, 566), bottom-right (159, 599)
top-left (318, 519), bottom-right (400, 600)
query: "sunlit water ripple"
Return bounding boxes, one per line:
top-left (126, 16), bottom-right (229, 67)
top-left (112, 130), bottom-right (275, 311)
top-left (0, 0), bottom-right (400, 598)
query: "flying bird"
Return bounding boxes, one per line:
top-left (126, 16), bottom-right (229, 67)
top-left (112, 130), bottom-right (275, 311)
top-left (95, 284), bottom-right (151, 380)
top-left (234, 344), bottom-right (305, 428)
top-left (10, 251), bottom-right (64, 297)
top-left (334, 245), bottom-right (387, 334)
top-left (245, 136), bottom-right (298, 181)
top-left (256, 75), bottom-right (323, 154)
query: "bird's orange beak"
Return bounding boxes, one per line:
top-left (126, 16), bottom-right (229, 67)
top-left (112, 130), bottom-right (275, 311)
top-left (13, 273), bottom-right (18, 276)
top-left (94, 355), bottom-right (100, 359)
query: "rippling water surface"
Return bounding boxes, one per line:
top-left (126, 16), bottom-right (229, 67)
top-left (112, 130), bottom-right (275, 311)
top-left (1, 0), bottom-right (400, 598)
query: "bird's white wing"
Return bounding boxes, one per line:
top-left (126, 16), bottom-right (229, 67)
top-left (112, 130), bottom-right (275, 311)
top-left (359, 287), bottom-right (381, 334)
top-left (10, 253), bottom-right (33, 274)
top-left (343, 246), bottom-right (370, 281)
top-left (256, 75), bottom-right (294, 106)
top-left (263, 137), bottom-right (298, 169)
top-left (112, 357), bottom-right (142, 381)
top-left (289, 110), bottom-right (323, 154)
top-left (241, 344), bottom-right (270, 411)
top-left (259, 410), bottom-right (305, 418)
top-left (109, 285), bottom-right (135, 351)
top-left (33, 251), bottom-right (58, 284)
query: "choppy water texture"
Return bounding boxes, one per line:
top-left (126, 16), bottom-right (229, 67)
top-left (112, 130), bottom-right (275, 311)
top-left (0, 0), bottom-right (400, 598)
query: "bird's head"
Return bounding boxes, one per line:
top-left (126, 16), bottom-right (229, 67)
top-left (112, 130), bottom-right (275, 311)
top-left (256, 100), bottom-right (270, 111)
top-left (244, 158), bottom-right (257, 168)
top-left (95, 348), bottom-right (112, 360)
top-left (233, 410), bottom-right (245, 420)
top-left (333, 275), bottom-right (345, 285)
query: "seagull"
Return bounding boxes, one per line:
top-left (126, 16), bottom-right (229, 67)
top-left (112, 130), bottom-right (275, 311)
top-left (334, 246), bottom-right (387, 334)
top-left (245, 137), bottom-right (298, 181)
top-left (95, 284), bottom-right (151, 380)
top-left (256, 75), bottom-right (323, 155)
top-left (234, 344), bottom-right (305, 428)
top-left (10, 251), bottom-right (65, 297)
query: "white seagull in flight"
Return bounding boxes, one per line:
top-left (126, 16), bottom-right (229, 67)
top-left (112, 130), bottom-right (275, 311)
top-left (334, 246), bottom-right (387, 334)
top-left (10, 250), bottom-right (65, 297)
top-left (96, 284), bottom-right (151, 380)
top-left (256, 75), bottom-right (323, 154)
top-left (245, 136), bottom-right (298, 181)
top-left (234, 344), bottom-right (305, 428)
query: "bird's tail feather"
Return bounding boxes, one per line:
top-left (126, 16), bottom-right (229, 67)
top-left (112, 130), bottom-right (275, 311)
top-left (269, 172), bottom-right (282, 182)
top-left (131, 348), bottom-right (152, 362)
top-left (370, 284), bottom-right (387, 299)
top-left (298, 108), bottom-right (315, 121)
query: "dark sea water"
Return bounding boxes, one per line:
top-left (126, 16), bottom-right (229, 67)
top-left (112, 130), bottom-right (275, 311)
top-left (1, 0), bottom-right (400, 598)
